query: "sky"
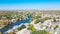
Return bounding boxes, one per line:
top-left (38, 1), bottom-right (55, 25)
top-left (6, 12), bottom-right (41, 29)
top-left (0, 0), bottom-right (60, 10)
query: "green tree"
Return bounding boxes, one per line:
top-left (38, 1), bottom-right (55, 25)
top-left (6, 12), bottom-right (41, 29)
top-left (54, 25), bottom-right (59, 30)
top-left (35, 16), bottom-right (41, 19)
top-left (17, 24), bottom-right (26, 30)
top-left (44, 17), bottom-right (50, 20)
top-left (31, 30), bottom-right (48, 34)
top-left (0, 16), bottom-right (2, 19)
top-left (53, 18), bottom-right (56, 22)
top-left (9, 32), bottom-right (16, 34)
top-left (40, 17), bottom-right (50, 23)
top-left (34, 19), bottom-right (40, 24)
top-left (27, 24), bottom-right (36, 31)
top-left (40, 19), bottom-right (45, 23)
top-left (6, 15), bottom-right (12, 20)
top-left (0, 32), bottom-right (2, 34)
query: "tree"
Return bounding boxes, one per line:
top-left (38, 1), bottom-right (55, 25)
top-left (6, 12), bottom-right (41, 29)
top-left (27, 24), bottom-right (36, 31)
top-left (30, 18), bottom-right (33, 21)
top-left (40, 19), bottom-right (45, 23)
top-left (44, 17), bottom-right (50, 20)
top-left (0, 16), bottom-right (2, 19)
top-left (34, 19), bottom-right (40, 24)
top-left (54, 25), bottom-right (59, 30)
top-left (35, 16), bottom-right (41, 19)
top-left (40, 17), bottom-right (50, 23)
top-left (6, 16), bottom-right (12, 20)
top-left (2, 25), bottom-right (7, 29)
top-left (53, 18), bottom-right (56, 22)
top-left (58, 32), bottom-right (60, 34)
top-left (17, 24), bottom-right (26, 30)
top-left (9, 32), bottom-right (16, 34)
top-left (0, 32), bottom-right (2, 34)
top-left (31, 30), bottom-right (49, 34)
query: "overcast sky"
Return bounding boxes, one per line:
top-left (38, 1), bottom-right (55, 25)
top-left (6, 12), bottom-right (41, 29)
top-left (0, 0), bottom-right (60, 10)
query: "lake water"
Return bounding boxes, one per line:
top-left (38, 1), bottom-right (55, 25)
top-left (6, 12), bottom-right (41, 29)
top-left (0, 15), bottom-right (32, 33)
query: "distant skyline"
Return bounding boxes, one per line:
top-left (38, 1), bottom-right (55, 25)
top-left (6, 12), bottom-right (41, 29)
top-left (0, 0), bottom-right (60, 10)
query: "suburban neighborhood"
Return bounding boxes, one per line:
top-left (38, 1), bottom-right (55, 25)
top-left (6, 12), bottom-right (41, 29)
top-left (0, 10), bottom-right (60, 34)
